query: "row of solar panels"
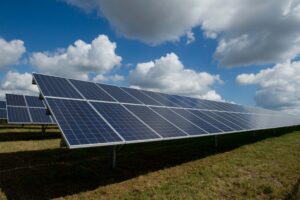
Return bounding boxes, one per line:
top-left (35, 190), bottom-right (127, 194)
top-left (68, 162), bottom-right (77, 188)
top-left (33, 73), bottom-right (274, 114)
top-left (32, 73), bottom-right (299, 148)
top-left (5, 94), bottom-right (55, 124)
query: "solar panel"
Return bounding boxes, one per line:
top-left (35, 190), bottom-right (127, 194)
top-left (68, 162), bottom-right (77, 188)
top-left (139, 90), bottom-right (180, 107)
top-left (125, 105), bottom-right (188, 138)
top-left (172, 108), bottom-right (222, 133)
top-left (0, 109), bottom-right (7, 119)
top-left (32, 73), bottom-right (300, 149)
top-left (150, 106), bottom-right (208, 136)
top-left (6, 94), bottom-right (26, 106)
top-left (25, 96), bottom-right (45, 108)
top-left (34, 73), bottom-right (83, 99)
top-left (6, 94), bottom-right (54, 124)
top-left (91, 102), bottom-right (161, 141)
top-left (120, 87), bottom-right (162, 106)
top-left (46, 98), bottom-right (123, 147)
top-left (29, 108), bottom-right (53, 123)
top-left (189, 110), bottom-right (235, 132)
top-left (0, 100), bottom-right (6, 109)
top-left (98, 84), bottom-right (142, 104)
top-left (7, 107), bottom-right (31, 123)
top-left (70, 79), bottom-right (116, 102)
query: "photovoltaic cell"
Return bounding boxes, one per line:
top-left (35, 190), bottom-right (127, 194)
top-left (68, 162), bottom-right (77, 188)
top-left (98, 83), bottom-right (142, 104)
top-left (92, 102), bottom-right (160, 141)
top-left (6, 94), bottom-right (26, 106)
top-left (7, 107), bottom-right (31, 123)
top-left (29, 108), bottom-right (53, 123)
top-left (70, 79), bottom-right (116, 102)
top-left (33, 73), bottom-right (83, 99)
top-left (0, 101), bottom-right (6, 109)
top-left (46, 98), bottom-right (123, 146)
top-left (150, 106), bottom-right (207, 136)
top-left (25, 96), bottom-right (45, 108)
top-left (125, 105), bottom-right (187, 138)
top-left (0, 109), bottom-right (6, 119)
top-left (172, 108), bottom-right (222, 133)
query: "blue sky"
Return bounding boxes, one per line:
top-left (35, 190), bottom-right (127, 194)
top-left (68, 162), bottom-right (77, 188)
top-left (0, 0), bottom-right (300, 113)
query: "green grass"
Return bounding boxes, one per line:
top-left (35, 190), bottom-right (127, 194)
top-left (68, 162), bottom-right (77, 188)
top-left (0, 124), bottom-right (299, 200)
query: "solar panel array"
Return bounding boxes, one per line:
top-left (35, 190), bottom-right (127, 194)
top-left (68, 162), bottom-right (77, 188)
top-left (6, 94), bottom-right (55, 124)
top-left (0, 100), bottom-right (7, 120)
top-left (33, 73), bottom-right (300, 149)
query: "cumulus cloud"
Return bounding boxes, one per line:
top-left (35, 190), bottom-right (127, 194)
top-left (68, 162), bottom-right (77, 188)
top-left (0, 71), bottom-right (39, 99)
top-left (65, 0), bottom-right (300, 67)
top-left (236, 60), bottom-right (300, 113)
top-left (93, 74), bottom-right (124, 83)
top-left (30, 34), bottom-right (122, 80)
top-left (0, 38), bottom-right (26, 69)
top-left (129, 53), bottom-right (222, 101)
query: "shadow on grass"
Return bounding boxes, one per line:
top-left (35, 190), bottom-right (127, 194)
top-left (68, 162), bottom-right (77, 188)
top-left (0, 125), bottom-right (60, 141)
top-left (0, 131), bottom-right (61, 142)
top-left (0, 126), bottom-right (299, 199)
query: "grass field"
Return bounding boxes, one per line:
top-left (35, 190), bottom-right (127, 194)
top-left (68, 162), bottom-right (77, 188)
top-left (0, 124), bottom-right (299, 200)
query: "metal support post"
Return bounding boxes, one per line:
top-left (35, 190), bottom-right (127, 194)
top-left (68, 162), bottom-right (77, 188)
top-left (111, 146), bottom-right (117, 169)
top-left (41, 125), bottom-right (46, 134)
top-left (214, 135), bottom-right (218, 147)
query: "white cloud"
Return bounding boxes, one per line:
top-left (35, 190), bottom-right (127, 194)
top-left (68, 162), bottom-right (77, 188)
top-left (236, 60), bottom-right (300, 114)
top-left (0, 38), bottom-right (26, 69)
top-left (129, 53), bottom-right (222, 101)
top-left (186, 31), bottom-right (195, 45)
top-left (30, 34), bottom-right (122, 80)
top-left (0, 71), bottom-right (38, 99)
top-left (93, 74), bottom-right (124, 83)
top-left (64, 0), bottom-right (300, 67)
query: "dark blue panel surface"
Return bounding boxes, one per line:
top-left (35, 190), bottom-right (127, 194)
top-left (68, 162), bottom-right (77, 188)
top-left (121, 87), bottom-right (162, 106)
top-left (6, 94), bottom-right (26, 106)
top-left (172, 109), bottom-right (222, 133)
top-left (46, 98), bottom-right (123, 146)
top-left (0, 109), bottom-right (6, 119)
top-left (92, 102), bottom-right (160, 141)
top-left (189, 110), bottom-right (234, 132)
top-left (199, 100), bottom-right (226, 111)
top-left (221, 112), bottom-right (255, 130)
top-left (223, 103), bottom-right (247, 113)
top-left (0, 101), bottom-right (6, 109)
top-left (125, 105), bottom-right (187, 138)
top-left (98, 84), bottom-right (142, 104)
top-left (33, 73), bottom-right (83, 99)
top-left (70, 79), bottom-right (116, 102)
top-left (185, 97), bottom-right (215, 110)
top-left (139, 90), bottom-right (180, 107)
top-left (160, 94), bottom-right (194, 108)
top-left (7, 107), bottom-right (31, 123)
top-left (29, 108), bottom-right (53, 123)
top-left (150, 106), bottom-right (207, 136)
top-left (25, 96), bottom-right (45, 108)
top-left (235, 113), bottom-right (260, 129)
top-left (204, 111), bottom-right (243, 131)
